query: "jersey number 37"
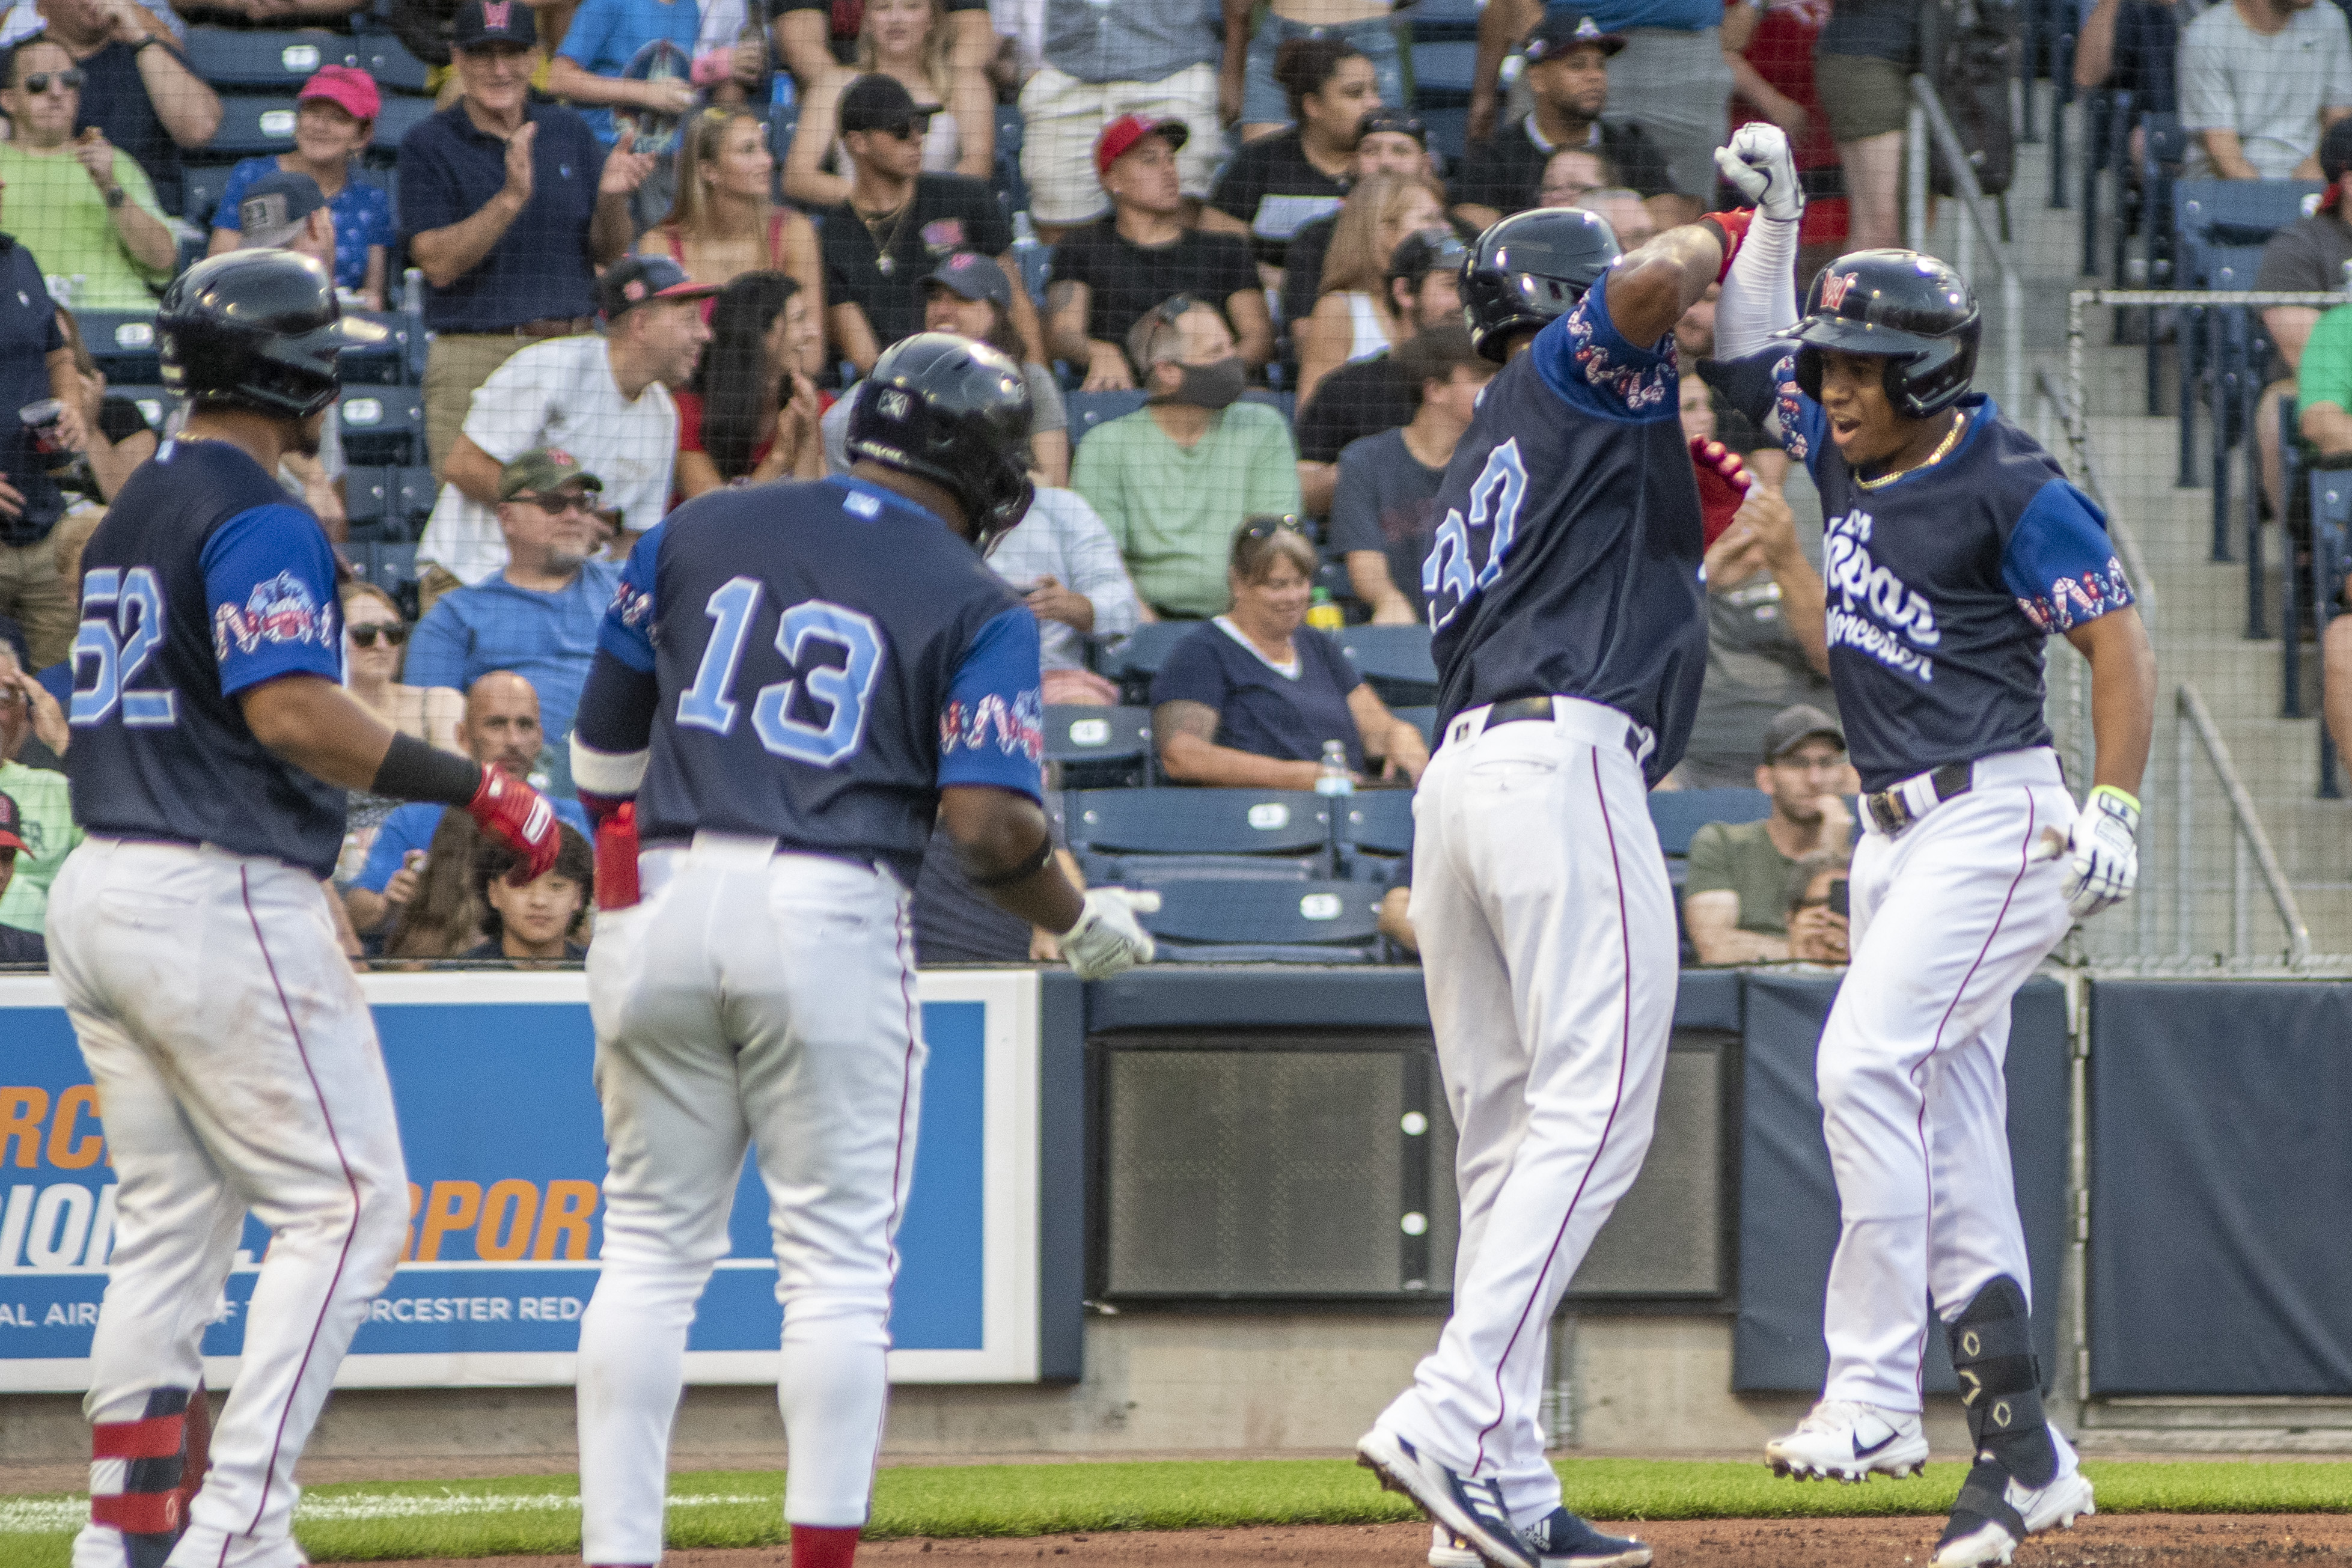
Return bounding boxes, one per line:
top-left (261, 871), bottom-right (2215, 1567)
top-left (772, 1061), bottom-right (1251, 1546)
top-left (1424, 440), bottom-right (1529, 632)
top-left (676, 576), bottom-right (885, 767)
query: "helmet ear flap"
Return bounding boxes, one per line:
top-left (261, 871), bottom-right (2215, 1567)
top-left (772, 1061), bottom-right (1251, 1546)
top-left (1794, 344), bottom-right (1825, 403)
top-left (1892, 336), bottom-right (1969, 418)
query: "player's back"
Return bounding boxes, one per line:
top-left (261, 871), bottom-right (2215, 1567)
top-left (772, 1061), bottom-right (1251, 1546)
top-left (614, 476), bottom-right (1043, 882)
top-left (66, 438), bottom-right (347, 877)
top-left (1423, 276), bottom-right (1709, 780)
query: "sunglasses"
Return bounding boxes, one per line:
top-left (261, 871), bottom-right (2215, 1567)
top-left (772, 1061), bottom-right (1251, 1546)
top-left (515, 492), bottom-right (596, 515)
top-left (17, 69), bottom-right (84, 94)
top-left (1241, 516), bottom-right (1307, 541)
top-left (348, 623), bottom-right (409, 647)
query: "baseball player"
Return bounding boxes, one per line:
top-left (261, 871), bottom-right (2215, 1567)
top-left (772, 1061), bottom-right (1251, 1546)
top-left (1357, 129), bottom-right (1806, 1568)
top-left (49, 249), bottom-right (561, 1568)
top-left (565, 333), bottom-right (1153, 1568)
top-left (1712, 252), bottom-right (2155, 1566)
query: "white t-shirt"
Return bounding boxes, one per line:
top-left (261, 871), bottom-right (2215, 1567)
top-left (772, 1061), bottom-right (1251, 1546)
top-left (420, 334), bottom-right (678, 585)
top-left (2181, 0), bottom-right (2352, 179)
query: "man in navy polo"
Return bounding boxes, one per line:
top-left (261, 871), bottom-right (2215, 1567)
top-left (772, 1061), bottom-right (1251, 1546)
top-left (0, 174), bottom-right (85, 671)
top-left (400, 0), bottom-right (654, 498)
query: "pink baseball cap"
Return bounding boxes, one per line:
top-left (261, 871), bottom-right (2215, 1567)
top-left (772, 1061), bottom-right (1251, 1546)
top-left (298, 64), bottom-right (381, 123)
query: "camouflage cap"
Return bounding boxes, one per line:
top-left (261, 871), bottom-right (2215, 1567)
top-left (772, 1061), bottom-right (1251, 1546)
top-left (498, 447), bottom-right (605, 501)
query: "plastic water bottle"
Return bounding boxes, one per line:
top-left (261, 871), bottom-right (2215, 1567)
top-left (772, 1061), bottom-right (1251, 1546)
top-left (1306, 586), bottom-right (1345, 632)
top-left (402, 266), bottom-right (424, 314)
top-left (1315, 739), bottom-right (1354, 798)
top-left (770, 68), bottom-right (796, 118)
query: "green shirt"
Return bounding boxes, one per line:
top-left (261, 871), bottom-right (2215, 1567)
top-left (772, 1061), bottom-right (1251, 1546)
top-left (2302, 304), bottom-right (2352, 419)
top-left (0, 143), bottom-right (170, 311)
top-left (0, 761), bottom-right (81, 936)
top-left (1072, 400), bottom-right (1304, 620)
top-left (1683, 817), bottom-right (1797, 936)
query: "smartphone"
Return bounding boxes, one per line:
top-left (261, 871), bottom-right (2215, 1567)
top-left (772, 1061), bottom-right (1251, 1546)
top-left (1827, 879), bottom-right (1850, 920)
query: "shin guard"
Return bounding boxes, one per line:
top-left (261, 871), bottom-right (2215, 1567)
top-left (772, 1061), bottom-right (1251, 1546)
top-left (1939, 1277), bottom-right (2054, 1553)
top-left (90, 1385), bottom-right (204, 1568)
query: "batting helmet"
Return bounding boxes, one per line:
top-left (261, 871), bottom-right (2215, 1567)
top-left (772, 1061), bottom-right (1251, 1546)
top-left (1459, 207), bottom-right (1622, 363)
top-left (157, 250), bottom-right (386, 420)
top-left (848, 332), bottom-right (1035, 550)
top-left (1783, 249), bottom-right (1980, 419)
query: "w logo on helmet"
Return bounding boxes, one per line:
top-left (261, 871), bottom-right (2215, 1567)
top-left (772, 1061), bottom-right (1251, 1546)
top-left (878, 390), bottom-right (911, 420)
top-left (1819, 271), bottom-right (1859, 310)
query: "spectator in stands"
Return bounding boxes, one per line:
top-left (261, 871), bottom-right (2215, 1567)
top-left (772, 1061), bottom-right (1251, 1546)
top-left (409, 448), bottom-right (630, 794)
top-left (0, 38), bottom-right (174, 309)
top-left (1293, 227), bottom-right (1462, 516)
top-left (1330, 326), bottom-right (1492, 624)
top-left (1278, 107), bottom-right (1437, 330)
top-left (1682, 704), bottom-right (1853, 963)
top-left (337, 579), bottom-right (466, 885)
top-left (0, 639), bottom-right (74, 946)
top-left (465, 824), bottom-right (593, 962)
top-left (1809, 0), bottom-right (1918, 250)
top-left (215, 172), bottom-right (352, 536)
top-left (381, 808), bottom-right (490, 959)
top-left (347, 668), bottom-right (594, 936)
top-left (1579, 187), bottom-right (1657, 248)
top-left (52, 305), bottom-right (153, 510)
top-left (990, 484), bottom-right (1141, 702)
top-left (1016, 0), bottom-right (1221, 239)
top-left (1782, 848), bottom-right (1851, 964)
top-left (786, 0), bottom-right (994, 206)
top-left (1293, 171), bottom-right (1449, 406)
top-left (1221, 0), bottom-right (1402, 144)
top-left (1468, 0), bottom-right (1728, 218)
top-left (1678, 477), bottom-right (1834, 790)
top-left (2075, 0), bottom-right (2181, 126)
top-left (420, 255), bottom-right (710, 588)
top-left (403, 0), bottom-right (656, 483)
top-left (638, 106), bottom-right (825, 311)
top-left (27, 0), bottom-right (217, 216)
top-left (2256, 119), bottom-right (2352, 521)
top-left (1538, 144), bottom-right (1610, 207)
top-left (2295, 296), bottom-right (2352, 778)
top-left (1150, 519), bottom-right (1428, 787)
top-left (819, 74), bottom-right (1043, 371)
top-left (548, 0), bottom-right (748, 164)
top-left (0, 790), bottom-right (43, 965)
top-left (204, 67), bottom-right (392, 310)
top-left (1725, 0), bottom-right (1849, 286)
top-left (2181, 0), bottom-right (2352, 180)
top-left (1202, 37), bottom-right (1374, 279)
top-left (676, 270), bottom-right (828, 498)
top-left (911, 819), bottom-right (1083, 962)
top-left (1450, 14), bottom-right (1679, 236)
top-left (0, 152), bottom-right (82, 671)
top-left (1074, 297), bottom-right (1303, 619)
top-left (777, 0), bottom-right (995, 89)
top-left (1045, 114), bottom-right (1272, 389)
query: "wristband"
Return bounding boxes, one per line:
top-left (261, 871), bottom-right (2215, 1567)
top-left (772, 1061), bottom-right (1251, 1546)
top-left (2088, 784), bottom-right (2141, 817)
top-left (966, 831), bottom-right (1054, 889)
top-left (1697, 208), bottom-right (1756, 282)
top-left (372, 731), bottom-right (482, 807)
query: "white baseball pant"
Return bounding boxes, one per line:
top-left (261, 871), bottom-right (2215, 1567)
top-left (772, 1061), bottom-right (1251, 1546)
top-left (1376, 698), bottom-right (1677, 1529)
top-left (576, 835), bottom-right (926, 1565)
top-left (47, 837), bottom-right (409, 1568)
top-left (1816, 748), bottom-right (2077, 1412)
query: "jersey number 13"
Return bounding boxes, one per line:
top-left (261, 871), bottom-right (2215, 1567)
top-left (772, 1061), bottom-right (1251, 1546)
top-left (676, 577), bottom-right (885, 767)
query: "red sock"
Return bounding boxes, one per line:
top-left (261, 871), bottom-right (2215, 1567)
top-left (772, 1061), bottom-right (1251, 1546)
top-left (791, 1524), bottom-right (860, 1568)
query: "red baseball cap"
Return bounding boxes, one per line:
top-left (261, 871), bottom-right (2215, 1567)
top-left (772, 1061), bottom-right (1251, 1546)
top-left (1095, 114), bottom-right (1190, 178)
top-left (0, 792), bottom-right (24, 856)
top-left (298, 64), bottom-right (381, 123)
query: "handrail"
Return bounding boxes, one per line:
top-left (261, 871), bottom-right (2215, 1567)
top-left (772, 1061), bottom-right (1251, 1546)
top-left (2033, 360), bottom-right (2159, 621)
top-left (1905, 73), bottom-right (2024, 410)
top-left (2175, 682), bottom-right (2311, 965)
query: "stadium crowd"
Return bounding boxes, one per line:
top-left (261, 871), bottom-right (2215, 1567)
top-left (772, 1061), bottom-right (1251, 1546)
top-left (0, 0), bottom-right (2295, 966)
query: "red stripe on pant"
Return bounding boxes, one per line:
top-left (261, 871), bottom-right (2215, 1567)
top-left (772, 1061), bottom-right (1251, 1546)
top-left (93, 1414), bottom-right (185, 1460)
top-left (91, 1490), bottom-right (186, 1534)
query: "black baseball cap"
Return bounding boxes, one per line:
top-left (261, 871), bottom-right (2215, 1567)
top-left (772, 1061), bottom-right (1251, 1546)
top-left (1524, 11), bottom-right (1626, 61)
top-left (840, 75), bottom-right (935, 135)
top-left (1354, 108), bottom-right (1429, 148)
top-left (1387, 227), bottom-right (1468, 287)
top-left (924, 250), bottom-right (1013, 310)
top-left (1762, 704), bottom-right (1845, 763)
top-left (596, 255), bottom-right (721, 320)
top-left (454, 0), bottom-right (537, 49)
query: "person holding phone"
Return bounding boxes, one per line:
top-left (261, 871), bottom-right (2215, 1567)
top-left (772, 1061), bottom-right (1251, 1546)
top-left (1784, 850), bottom-right (1851, 963)
top-left (1681, 703), bottom-right (1856, 965)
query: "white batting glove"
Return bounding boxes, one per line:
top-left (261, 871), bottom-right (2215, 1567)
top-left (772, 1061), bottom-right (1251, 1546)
top-left (1060, 888), bottom-right (1158, 979)
top-left (1713, 124), bottom-right (1804, 224)
top-left (2057, 786), bottom-right (2140, 919)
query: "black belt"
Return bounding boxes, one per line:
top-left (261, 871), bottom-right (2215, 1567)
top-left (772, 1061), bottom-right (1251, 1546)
top-left (1485, 695), bottom-right (1559, 728)
top-left (1862, 762), bottom-right (1975, 836)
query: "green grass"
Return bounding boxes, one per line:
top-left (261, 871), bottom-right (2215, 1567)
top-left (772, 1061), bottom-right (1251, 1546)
top-left (7, 1457), bottom-right (2352, 1565)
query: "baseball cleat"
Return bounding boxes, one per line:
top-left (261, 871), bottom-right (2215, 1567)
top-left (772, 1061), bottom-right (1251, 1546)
top-left (1431, 1522), bottom-right (1483, 1568)
top-left (1522, 1505), bottom-right (1652, 1567)
top-left (1931, 1467), bottom-right (2095, 1568)
top-left (1358, 1429), bottom-right (1538, 1568)
top-left (1764, 1399), bottom-right (1929, 1481)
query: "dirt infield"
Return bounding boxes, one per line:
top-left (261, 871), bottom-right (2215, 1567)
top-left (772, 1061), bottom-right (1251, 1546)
top-left (385, 1513), bottom-right (2352, 1567)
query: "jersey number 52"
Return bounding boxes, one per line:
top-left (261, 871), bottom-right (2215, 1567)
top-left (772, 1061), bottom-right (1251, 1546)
top-left (71, 568), bottom-right (178, 728)
top-left (1424, 440), bottom-right (1529, 632)
top-left (676, 577), bottom-right (885, 767)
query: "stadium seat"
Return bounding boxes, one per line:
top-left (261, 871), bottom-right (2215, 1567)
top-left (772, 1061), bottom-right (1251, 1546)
top-left (1098, 621), bottom-right (1198, 701)
top-left (338, 310), bottom-right (426, 386)
top-left (1015, 238), bottom-right (1051, 305)
top-left (1067, 787), bottom-right (1335, 878)
top-left (371, 95), bottom-right (438, 151)
top-left (209, 96), bottom-right (303, 157)
top-left (1411, 39), bottom-right (1477, 109)
top-left (1419, 107), bottom-right (1468, 173)
top-left (346, 464), bottom-right (436, 539)
top-left (1409, 0), bottom-right (1481, 43)
top-left (1336, 624), bottom-right (1438, 704)
top-left (1647, 788), bottom-right (1772, 858)
top-left (76, 312), bottom-right (160, 384)
top-left (2311, 468), bottom-right (2352, 798)
top-left (1336, 788), bottom-right (1412, 882)
top-left (1129, 876), bottom-right (1384, 961)
top-left (1043, 704), bottom-right (1153, 789)
top-left (1393, 705), bottom-right (1437, 748)
top-left (347, 541), bottom-right (419, 597)
top-left (182, 164), bottom-right (233, 228)
top-left (1066, 388), bottom-right (1149, 442)
top-left (337, 388), bottom-right (424, 465)
top-left (2137, 112), bottom-right (2189, 416)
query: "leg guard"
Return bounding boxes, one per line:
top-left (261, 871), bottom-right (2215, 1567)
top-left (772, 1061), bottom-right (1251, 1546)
top-left (88, 1386), bottom-right (202, 1568)
top-left (1947, 1276), bottom-right (2056, 1487)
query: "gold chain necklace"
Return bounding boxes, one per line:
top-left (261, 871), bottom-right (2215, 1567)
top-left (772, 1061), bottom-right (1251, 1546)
top-left (857, 195), bottom-right (914, 276)
top-left (1854, 410), bottom-right (1967, 490)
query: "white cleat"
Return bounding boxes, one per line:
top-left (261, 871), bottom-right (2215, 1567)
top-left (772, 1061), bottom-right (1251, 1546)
top-left (1431, 1522), bottom-right (1483, 1568)
top-left (1764, 1399), bottom-right (1931, 1481)
top-left (1931, 1468), bottom-right (2096, 1568)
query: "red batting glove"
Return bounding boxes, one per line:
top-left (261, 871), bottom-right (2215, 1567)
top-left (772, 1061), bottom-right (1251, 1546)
top-left (1690, 434), bottom-right (1753, 492)
top-left (585, 799), bottom-right (641, 910)
top-left (466, 765), bottom-right (560, 885)
top-left (1697, 207), bottom-right (1756, 282)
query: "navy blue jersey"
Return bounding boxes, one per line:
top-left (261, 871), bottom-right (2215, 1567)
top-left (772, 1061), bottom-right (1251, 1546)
top-left (1761, 353), bottom-right (2135, 792)
top-left (575, 476), bottom-right (1046, 883)
top-left (66, 439), bottom-right (347, 876)
top-left (1425, 270), bottom-right (1708, 782)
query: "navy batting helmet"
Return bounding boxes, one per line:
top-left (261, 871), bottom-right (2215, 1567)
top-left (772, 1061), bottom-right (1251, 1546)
top-left (157, 250), bottom-right (386, 420)
top-left (1783, 249), bottom-right (1980, 419)
top-left (1459, 207), bottom-right (1622, 363)
top-left (848, 332), bottom-right (1035, 549)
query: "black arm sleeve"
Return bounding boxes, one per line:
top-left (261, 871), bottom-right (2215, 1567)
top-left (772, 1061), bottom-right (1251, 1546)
top-left (1698, 349), bottom-right (1783, 430)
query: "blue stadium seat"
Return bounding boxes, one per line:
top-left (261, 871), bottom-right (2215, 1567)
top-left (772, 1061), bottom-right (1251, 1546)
top-left (1131, 877), bottom-right (1384, 961)
top-left (1068, 787), bottom-right (1335, 876)
top-left (1647, 788), bottom-right (1772, 857)
top-left (344, 37), bottom-right (434, 94)
top-left (1411, 40), bottom-right (1478, 108)
top-left (1336, 788), bottom-right (1412, 882)
top-left (1097, 621), bottom-right (1198, 698)
top-left (1419, 107), bottom-right (1468, 172)
top-left (1393, 704), bottom-right (1435, 747)
top-left (1336, 624), bottom-right (1437, 703)
top-left (371, 94), bottom-right (438, 151)
top-left (76, 312), bottom-right (160, 383)
top-left (182, 163), bottom-right (233, 228)
top-left (1043, 704), bottom-right (1153, 788)
top-left (345, 464), bottom-right (436, 538)
top-left (337, 309), bottom-right (426, 386)
top-left (2137, 112), bottom-right (2189, 416)
top-left (1409, 0), bottom-right (1482, 42)
top-left (2311, 469), bottom-right (2352, 798)
top-left (208, 96), bottom-right (302, 156)
top-left (336, 388), bottom-right (424, 465)
top-left (185, 29), bottom-right (341, 90)
top-left (1066, 388), bottom-right (1149, 442)
top-left (1015, 239), bottom-right (1051, 305)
